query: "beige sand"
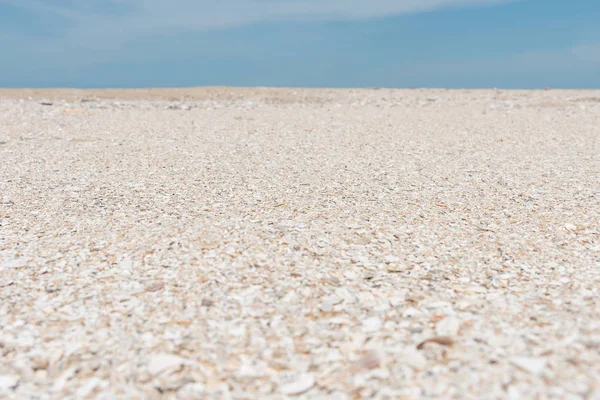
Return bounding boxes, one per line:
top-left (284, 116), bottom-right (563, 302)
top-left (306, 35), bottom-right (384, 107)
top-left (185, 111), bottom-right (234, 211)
top-left (1, 88), bottom-right (599, 399)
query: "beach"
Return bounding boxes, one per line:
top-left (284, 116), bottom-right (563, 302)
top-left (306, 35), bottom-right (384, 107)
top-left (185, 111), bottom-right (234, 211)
top-left (1, 88), bottom-right (599, 398)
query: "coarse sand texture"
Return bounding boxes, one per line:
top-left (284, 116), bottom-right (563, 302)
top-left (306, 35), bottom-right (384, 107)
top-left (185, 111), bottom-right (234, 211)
top-left (1, 88), bottom-right (600, 399)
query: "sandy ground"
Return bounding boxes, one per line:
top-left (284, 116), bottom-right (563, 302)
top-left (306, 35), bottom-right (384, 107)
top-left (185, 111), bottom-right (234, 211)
top-left (1, 88), bottom-right (600, 399)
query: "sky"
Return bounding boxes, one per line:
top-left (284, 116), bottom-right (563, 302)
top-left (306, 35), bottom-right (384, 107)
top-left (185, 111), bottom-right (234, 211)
top-left (0, 0), bottom-right (599, 88)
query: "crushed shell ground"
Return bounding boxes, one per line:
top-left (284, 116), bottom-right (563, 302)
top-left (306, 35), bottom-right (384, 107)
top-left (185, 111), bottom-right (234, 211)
top-left (1, 88), bottom-right (600, 399)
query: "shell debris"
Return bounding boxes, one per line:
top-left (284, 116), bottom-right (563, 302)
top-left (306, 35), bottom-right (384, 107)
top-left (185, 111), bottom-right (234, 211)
top-left (1, 88), bottom-right (599, 398)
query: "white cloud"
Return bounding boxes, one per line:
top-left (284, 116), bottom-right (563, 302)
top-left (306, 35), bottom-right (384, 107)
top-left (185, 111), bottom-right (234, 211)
top-left (3, 0), bottom-right (515, 33)
top-left (124, 0), bottom-right (516, 29)
top-left (0, 0), bottom-right (517, 67)
top-left (2, 0), bottom-right (526, 75)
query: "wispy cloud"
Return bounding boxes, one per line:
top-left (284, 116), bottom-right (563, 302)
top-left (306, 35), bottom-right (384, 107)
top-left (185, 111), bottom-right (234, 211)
top-left (3, 0), bottom-right (515, 33)
top-left (6, 0), bottom-right (598, 89)
top-left (0, 0), bottom-right (517, 67)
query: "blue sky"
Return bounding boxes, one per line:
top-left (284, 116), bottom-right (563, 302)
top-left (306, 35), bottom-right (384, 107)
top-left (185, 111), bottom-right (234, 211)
top-left (0, 0), bottom-right (599, 88)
